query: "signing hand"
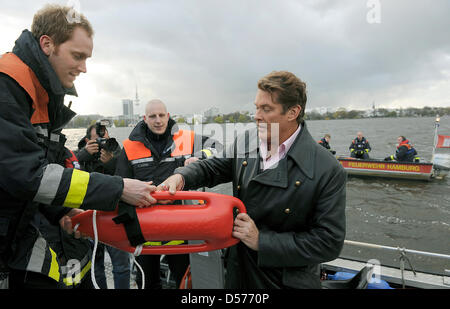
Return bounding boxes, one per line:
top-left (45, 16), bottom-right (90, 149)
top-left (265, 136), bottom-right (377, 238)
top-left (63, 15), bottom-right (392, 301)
top-left (232, 213), bottom-right (259, 251)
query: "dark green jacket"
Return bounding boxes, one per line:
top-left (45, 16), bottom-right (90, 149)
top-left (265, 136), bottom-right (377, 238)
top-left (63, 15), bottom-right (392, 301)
top-left (175, 122), bottom-right (347, 289)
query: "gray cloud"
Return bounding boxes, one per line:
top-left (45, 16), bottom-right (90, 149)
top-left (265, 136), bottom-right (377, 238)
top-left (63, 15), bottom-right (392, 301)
top-left (1, 0), bottom-right (449, 116)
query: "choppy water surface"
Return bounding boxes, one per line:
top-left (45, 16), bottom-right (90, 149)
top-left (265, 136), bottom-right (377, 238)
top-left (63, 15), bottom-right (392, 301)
top-left (63, 116), bottom-right (450, 275)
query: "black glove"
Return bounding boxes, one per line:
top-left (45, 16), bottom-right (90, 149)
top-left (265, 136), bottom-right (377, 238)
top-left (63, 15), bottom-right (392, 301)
top-left (330, 150), bottom-right (336, 155)
top-left (384, 156), bottom-right (392, 161)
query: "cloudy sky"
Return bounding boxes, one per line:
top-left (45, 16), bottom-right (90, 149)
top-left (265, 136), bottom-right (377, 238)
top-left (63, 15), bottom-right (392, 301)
top-left (1, 0), bottom-right (449, 117)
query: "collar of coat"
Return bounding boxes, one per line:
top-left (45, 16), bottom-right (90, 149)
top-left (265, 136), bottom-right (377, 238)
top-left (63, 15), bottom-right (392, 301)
top-left (286, 121), bottom-right (316, 180)
top-left (129, 118), bottom-right (177, 140)
top-left (234, 121), bottom-right (316, 184)
top-left (11, 30), bottom-right (77, 130)
top-left (12, 30), bottom-right (78, 97)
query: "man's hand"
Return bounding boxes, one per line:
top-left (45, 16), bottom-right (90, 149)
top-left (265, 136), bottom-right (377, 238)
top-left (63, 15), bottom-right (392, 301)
top-left (232, 213), bottom-right (259, 251)
top-left (156, 174), bottom-right (185, 204)
top-left (99, 149), bottom-right (113, 163)
top-left (184, 157), bottom-right (199, 166)
top-left (157, 174), bottom-right (185, 195)
top-left (60, 209), bottom-right (84, 239)
top-left (85, 139), bottom-right (99, 155)
top-left (121, 179), bottom-right (157, 208)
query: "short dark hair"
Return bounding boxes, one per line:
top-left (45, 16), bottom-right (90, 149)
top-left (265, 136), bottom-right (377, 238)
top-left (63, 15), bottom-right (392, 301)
top-left (86, 124), bottom-right (96, 139)
top-left (257, 71), bottom-right (307, 123)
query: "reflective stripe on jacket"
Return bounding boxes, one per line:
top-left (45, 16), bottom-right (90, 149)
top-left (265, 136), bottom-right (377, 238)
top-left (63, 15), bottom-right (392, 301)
top-left (0, 33), bottom-right (122, 284)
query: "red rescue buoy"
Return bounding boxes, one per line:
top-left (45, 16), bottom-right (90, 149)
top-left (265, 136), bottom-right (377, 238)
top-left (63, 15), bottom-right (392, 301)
top-left (71, 191), bottom-right (246, 255)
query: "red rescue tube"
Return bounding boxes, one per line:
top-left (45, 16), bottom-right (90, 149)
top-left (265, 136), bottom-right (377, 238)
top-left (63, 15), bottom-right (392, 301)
top-left (71, 191), bottom-right (246, 255)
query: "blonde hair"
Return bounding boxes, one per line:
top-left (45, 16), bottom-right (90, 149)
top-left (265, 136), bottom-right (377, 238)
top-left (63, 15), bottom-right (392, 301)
top-left (31, 4), bottom-right (94, 46)
top-left (257, 71), bottom-right (307, 123)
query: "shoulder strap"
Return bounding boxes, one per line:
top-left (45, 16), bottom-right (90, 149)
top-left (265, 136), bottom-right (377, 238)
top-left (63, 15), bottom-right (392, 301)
top-left (112, 202), bottom-right (146, 247)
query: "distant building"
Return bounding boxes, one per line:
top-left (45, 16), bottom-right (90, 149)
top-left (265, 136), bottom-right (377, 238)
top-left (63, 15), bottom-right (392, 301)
top-left (203, 107), bottom-right (220, 118)
top-left (122, 99), bottom-right (134, 118)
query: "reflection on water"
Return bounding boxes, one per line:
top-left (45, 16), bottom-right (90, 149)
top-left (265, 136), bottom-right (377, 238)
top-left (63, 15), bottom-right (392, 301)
top-left (63, 116), bottom-right (450, 275)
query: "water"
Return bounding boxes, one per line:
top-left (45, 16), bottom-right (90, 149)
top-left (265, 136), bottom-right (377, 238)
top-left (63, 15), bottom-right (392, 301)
top-left (63, 116), bottom-right (450, 276)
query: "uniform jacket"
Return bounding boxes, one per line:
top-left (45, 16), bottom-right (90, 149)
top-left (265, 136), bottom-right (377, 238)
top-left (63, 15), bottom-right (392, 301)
top-left (37, 149), bottom-right (93, 287)
top-left (175, 122), bottom-right (347, 288)
top-left (115, 119), bottom-right (217, 185)
top-left (114, 119), bottom-right (218, 247)
top-left (318, 138), bottom-right (331, 150)
top-left (0, 30), bottom-right (123, 283)
top-left (394, 140), bottom-right (418, 162)
top-left (349, 137), bottom-right (371, 153)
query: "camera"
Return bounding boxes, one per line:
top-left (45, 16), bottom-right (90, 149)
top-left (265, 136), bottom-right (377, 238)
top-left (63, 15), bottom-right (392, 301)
top-left (96, 137), bottom-right (119, 153)
top-left (94, 120), bottom-right (119, 157)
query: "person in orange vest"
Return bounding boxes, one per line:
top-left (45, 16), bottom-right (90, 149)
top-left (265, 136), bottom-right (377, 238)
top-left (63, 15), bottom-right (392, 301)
top-left (384, 136), bottom-right (420, 162)
top-left (318, 134), bottom-right (336, 155)
top-left (349, 131), bottom-right (371, 159)
top-left (0, 5), bottom-right (157, 289)
top-left (115, 99), bottom-right (219, 289)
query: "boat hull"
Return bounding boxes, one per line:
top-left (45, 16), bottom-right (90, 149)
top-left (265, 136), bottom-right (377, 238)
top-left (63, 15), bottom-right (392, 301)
top-left (337, 157), bottom-right (434, 181)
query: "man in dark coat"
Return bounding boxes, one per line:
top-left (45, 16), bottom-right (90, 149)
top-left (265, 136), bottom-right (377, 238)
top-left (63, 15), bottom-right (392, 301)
top-left (158, 71), bottom-right (347, 289)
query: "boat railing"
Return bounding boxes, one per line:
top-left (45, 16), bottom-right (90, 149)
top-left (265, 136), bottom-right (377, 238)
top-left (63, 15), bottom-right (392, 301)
top-left (336, 240), bottom-right (450, 288)
top-left (344, 240), bottom-right (450, 260)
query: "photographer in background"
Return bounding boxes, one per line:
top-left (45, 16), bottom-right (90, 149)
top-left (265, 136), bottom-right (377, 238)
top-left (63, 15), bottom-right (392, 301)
top-left (76, 120), bottom-right (121, 174)
top-left (75, 121), bottom-right (131, 289)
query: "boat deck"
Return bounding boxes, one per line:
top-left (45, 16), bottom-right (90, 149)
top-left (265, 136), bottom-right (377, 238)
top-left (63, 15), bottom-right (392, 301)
top-left (322, 258), bottom-right (450, 289)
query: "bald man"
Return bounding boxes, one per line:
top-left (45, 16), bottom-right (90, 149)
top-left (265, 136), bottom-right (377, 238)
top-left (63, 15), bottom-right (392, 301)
top-left (349, 131), bottom-right (371, 159)
top-left (114, 99), bottom-right (218, 289)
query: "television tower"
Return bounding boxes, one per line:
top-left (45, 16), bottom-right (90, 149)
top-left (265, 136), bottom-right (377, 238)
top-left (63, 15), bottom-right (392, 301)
top-left (135, 84), bottom-right (140, 107)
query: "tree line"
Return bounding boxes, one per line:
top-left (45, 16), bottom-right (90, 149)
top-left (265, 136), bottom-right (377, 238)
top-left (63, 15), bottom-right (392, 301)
top-left (65, 106), bottom-right (449, 128)
top-left (304, 106), bottom-right (450, 121)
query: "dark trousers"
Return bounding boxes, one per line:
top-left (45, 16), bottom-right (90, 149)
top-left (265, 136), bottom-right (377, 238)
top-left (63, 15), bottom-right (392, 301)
top-left (8, 269), bottom-right (61, 289)
top-left (351, 151), bottom-right (369, 159)
top-left (8, 269), bottom-right (95, 289)
top-left (135, 254), bottom-right (189, 289)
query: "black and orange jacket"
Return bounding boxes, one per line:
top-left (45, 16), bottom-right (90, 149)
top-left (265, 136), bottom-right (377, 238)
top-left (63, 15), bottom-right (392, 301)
top-left (349, 137), bottom-right (371, 152)
top-left (393, 139), bottom-right (418, 162)
top-left (318, 138), bottom-right (330, 150)
top-left (0, 30), bottom-right (122, 284)
top-left (115, 119), bottom-right (219, 246)
top-left (116, 119), bottom-right (218, 186)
